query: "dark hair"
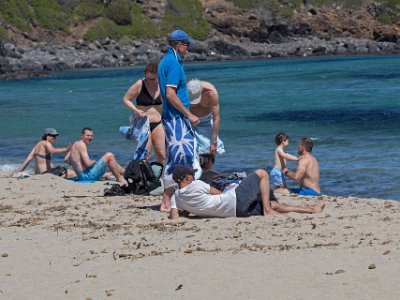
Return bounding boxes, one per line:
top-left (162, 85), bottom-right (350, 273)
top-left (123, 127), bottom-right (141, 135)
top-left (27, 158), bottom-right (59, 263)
top-left (144, 62), bottom-right (158, 74)
top-left (42, 133), bottom-right (56, 140)
top-left (300, 137), bottom-right (313, 152)
top-left (199, 154), bottom-right (215, 170)
top-left (81, 127), bottom-right (93, 134)
top-left (168, 40), bottom-right (181, 47)
top-left (275, 132), bottom-right (289, 145)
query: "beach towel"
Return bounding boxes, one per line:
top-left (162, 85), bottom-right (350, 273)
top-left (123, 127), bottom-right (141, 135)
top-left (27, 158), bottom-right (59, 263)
top-left (162, 116), bottom-right (196, 188)
top-left (119, 114), bottom-right (150, 160)
top-left (193, 113), bottom-right (225, 155)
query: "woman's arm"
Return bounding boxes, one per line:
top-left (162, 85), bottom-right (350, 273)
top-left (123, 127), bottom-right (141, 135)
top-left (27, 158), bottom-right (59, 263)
top-left (17, 147), bottom-right (35, 172)
top-left (43, 141), bottom-right (71, 155)
top-left (123, 80), bottom-right (146, 117)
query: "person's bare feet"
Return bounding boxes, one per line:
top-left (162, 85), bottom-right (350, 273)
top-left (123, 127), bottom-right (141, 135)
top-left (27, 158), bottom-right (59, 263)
top-left (311, 201), bottom-right (325, 213)
top-left (160, 202), bottom-right (171, 212)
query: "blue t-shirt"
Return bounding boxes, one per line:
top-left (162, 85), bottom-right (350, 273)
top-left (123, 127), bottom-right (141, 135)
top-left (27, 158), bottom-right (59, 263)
top-left (157, 47), bottom-right (190, 120)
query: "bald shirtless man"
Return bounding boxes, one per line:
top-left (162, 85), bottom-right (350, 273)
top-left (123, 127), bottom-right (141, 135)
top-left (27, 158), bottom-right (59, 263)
top-left (282, 137), bottom-right (321, 196)
top-left (187, 79), bottom-right (225, 157)
top-left (65, 127), bottom-right (127, 184)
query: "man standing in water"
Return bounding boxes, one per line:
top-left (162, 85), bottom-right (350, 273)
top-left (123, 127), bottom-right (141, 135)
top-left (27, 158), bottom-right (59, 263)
top-left (283, 137), bottom-right (321, 196)
top-left (157, 29), bottom-right (199, 212)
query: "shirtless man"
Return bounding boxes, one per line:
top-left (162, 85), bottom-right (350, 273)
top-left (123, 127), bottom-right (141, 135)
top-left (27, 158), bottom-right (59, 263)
top-left (65, 127), bottom-right (127, 184)
top-left (187, 79), bottom-right (224, 157)
top-left (17, 128), bottom-right (75, 178)
top-left (282, 137), bottom-right (321, 196)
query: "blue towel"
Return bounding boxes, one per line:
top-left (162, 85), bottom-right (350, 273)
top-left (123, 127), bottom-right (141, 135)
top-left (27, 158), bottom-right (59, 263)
top-left (67, 177), bottom-right (96, 183)
top-left (119, 115), bottom-right (150, 160)
top-left (193, 113), bottom-right (225, 155)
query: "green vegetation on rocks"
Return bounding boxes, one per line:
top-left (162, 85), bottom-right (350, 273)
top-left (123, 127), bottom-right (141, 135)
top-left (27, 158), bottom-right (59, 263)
top-left (31, 0), bottom-right (73, 31)
top-left (76, 0), bottom-right (104, 20)
top-left (0, 0), bottom-right (35, 32)
top-left (161, 0), bottom-right (210, 40)
top-left (1, 0), bottom-right (399, 42)
top-left (106, 0), bottom-right (132, 25)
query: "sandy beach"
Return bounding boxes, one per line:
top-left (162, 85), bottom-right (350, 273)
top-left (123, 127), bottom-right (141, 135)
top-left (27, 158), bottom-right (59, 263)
top-left (0, 172), bottom-right (399, 299)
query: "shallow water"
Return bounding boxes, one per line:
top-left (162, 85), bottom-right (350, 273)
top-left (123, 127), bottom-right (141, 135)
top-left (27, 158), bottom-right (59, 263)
top-left (1, 55), bottom-right (399, 200)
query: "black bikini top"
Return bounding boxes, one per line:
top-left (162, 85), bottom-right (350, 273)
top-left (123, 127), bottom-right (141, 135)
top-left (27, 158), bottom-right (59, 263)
top-left (34, 153), bottom-right (52, 161)
top-left (136, 80), bottom-right (162, 106)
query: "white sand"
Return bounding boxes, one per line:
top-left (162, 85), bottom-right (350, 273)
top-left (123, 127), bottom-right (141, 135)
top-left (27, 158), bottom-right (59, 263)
top-left (0, 172), bottom-right (399, 299)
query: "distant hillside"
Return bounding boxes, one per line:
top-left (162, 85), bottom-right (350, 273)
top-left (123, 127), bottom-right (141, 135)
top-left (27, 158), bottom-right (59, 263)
top-left (1, 0), bottom-right (400, 78)
top-left (1, 0), bottom-right (399, 46)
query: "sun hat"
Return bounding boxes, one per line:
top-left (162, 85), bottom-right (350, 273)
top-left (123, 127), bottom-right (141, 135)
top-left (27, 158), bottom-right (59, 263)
top-left (187, 79), bottom-right (202, 104)
top-left (169, 29), bottom-right (194, 45)
top-left (172, 166), bottom-right (198, 183)
top-left (44, 128), bottom-right (59, 136)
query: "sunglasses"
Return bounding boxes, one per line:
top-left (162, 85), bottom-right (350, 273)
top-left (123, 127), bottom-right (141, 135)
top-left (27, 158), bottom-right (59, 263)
top-left (179, 41), bottom-right (190, 47)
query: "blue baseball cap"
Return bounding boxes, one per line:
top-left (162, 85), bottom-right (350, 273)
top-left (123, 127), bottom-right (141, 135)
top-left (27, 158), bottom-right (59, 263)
top-left (169, 29), bottom-right (194, 45)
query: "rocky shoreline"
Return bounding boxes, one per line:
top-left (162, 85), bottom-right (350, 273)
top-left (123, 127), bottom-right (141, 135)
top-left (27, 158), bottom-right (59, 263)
top-left (1, 36), bottom-right (400, 79)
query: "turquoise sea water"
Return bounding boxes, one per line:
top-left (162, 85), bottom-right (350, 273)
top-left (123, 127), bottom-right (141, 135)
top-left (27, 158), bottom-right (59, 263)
top-left (1, 55), bottom-right (399, 200)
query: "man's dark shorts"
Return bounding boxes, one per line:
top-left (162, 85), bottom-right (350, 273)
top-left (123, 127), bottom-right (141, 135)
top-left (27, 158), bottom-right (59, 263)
top-left (235, 172), bottom-right (277, 217)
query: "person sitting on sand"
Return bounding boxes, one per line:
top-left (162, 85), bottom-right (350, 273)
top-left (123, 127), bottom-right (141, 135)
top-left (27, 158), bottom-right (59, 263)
top-left (282, 137), bottom-right (321, 196)
top-left (64, 127), bottom-right (127, 184)
top-left (270, 132), bottom-right (298, 193)
top-left (169, 166), bottom-right (325, 219)
top-left (16, 128), bottom-right (76, 178)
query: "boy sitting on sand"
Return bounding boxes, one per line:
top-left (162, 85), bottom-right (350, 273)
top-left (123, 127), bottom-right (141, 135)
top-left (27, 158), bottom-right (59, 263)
top-left (270, 132), bottom-right (298, 193)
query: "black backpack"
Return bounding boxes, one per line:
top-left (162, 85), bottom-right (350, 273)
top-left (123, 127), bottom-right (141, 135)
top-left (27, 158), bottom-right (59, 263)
top-left (124, 160), bottom-right (163, 195)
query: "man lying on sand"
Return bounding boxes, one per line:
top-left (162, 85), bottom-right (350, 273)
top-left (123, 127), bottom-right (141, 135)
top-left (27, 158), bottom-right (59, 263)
top-left (64, 127), bottom-right (127, 184)
top-left (169, 166), bottom-right (325, 219)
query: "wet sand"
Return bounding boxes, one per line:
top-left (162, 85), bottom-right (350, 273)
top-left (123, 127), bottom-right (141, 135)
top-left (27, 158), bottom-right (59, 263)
top-left (0, 173), bottom-right (399, 299)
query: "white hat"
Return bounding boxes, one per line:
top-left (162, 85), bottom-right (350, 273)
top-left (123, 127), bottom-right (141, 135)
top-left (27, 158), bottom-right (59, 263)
top-left (187, 79), bottom-right (202, 104)
top-left (44, 128), bottom-right (59, 136)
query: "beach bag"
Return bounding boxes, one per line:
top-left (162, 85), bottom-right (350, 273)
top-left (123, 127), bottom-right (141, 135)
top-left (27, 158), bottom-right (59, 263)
top-left (124, 160), bottom-right (163, 195)
top-left (211, 174), bottom-right (241, 192)
top-left (104, 184), bottom-right (128, 196)
top-left (43, 166), bottom-right (68, 178)
top-left (211, 172), bottom-right (247, 192)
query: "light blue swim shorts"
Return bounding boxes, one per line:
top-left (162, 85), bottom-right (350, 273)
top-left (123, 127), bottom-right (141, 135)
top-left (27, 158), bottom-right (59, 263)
top-left (291, 187), bottom-right (321, 196)
top-left (269, 167), bottom-right (287, 189)
top-left (78, 159), bottom-right (107, 181)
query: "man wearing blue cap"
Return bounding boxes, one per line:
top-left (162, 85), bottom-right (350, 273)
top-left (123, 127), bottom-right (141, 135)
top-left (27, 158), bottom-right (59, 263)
top-left (157, 29), bottom-right (200, 212)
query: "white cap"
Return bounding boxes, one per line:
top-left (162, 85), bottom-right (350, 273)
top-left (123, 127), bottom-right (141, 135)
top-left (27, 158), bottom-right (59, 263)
top-left (187, 79), bottom-right (202, 104)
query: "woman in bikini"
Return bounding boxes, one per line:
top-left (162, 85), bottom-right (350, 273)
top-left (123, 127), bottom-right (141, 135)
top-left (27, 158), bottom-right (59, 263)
top-left (123, 62), bottom-right (166, 164)
top-left (17, 128), bottom-right (75, 177)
